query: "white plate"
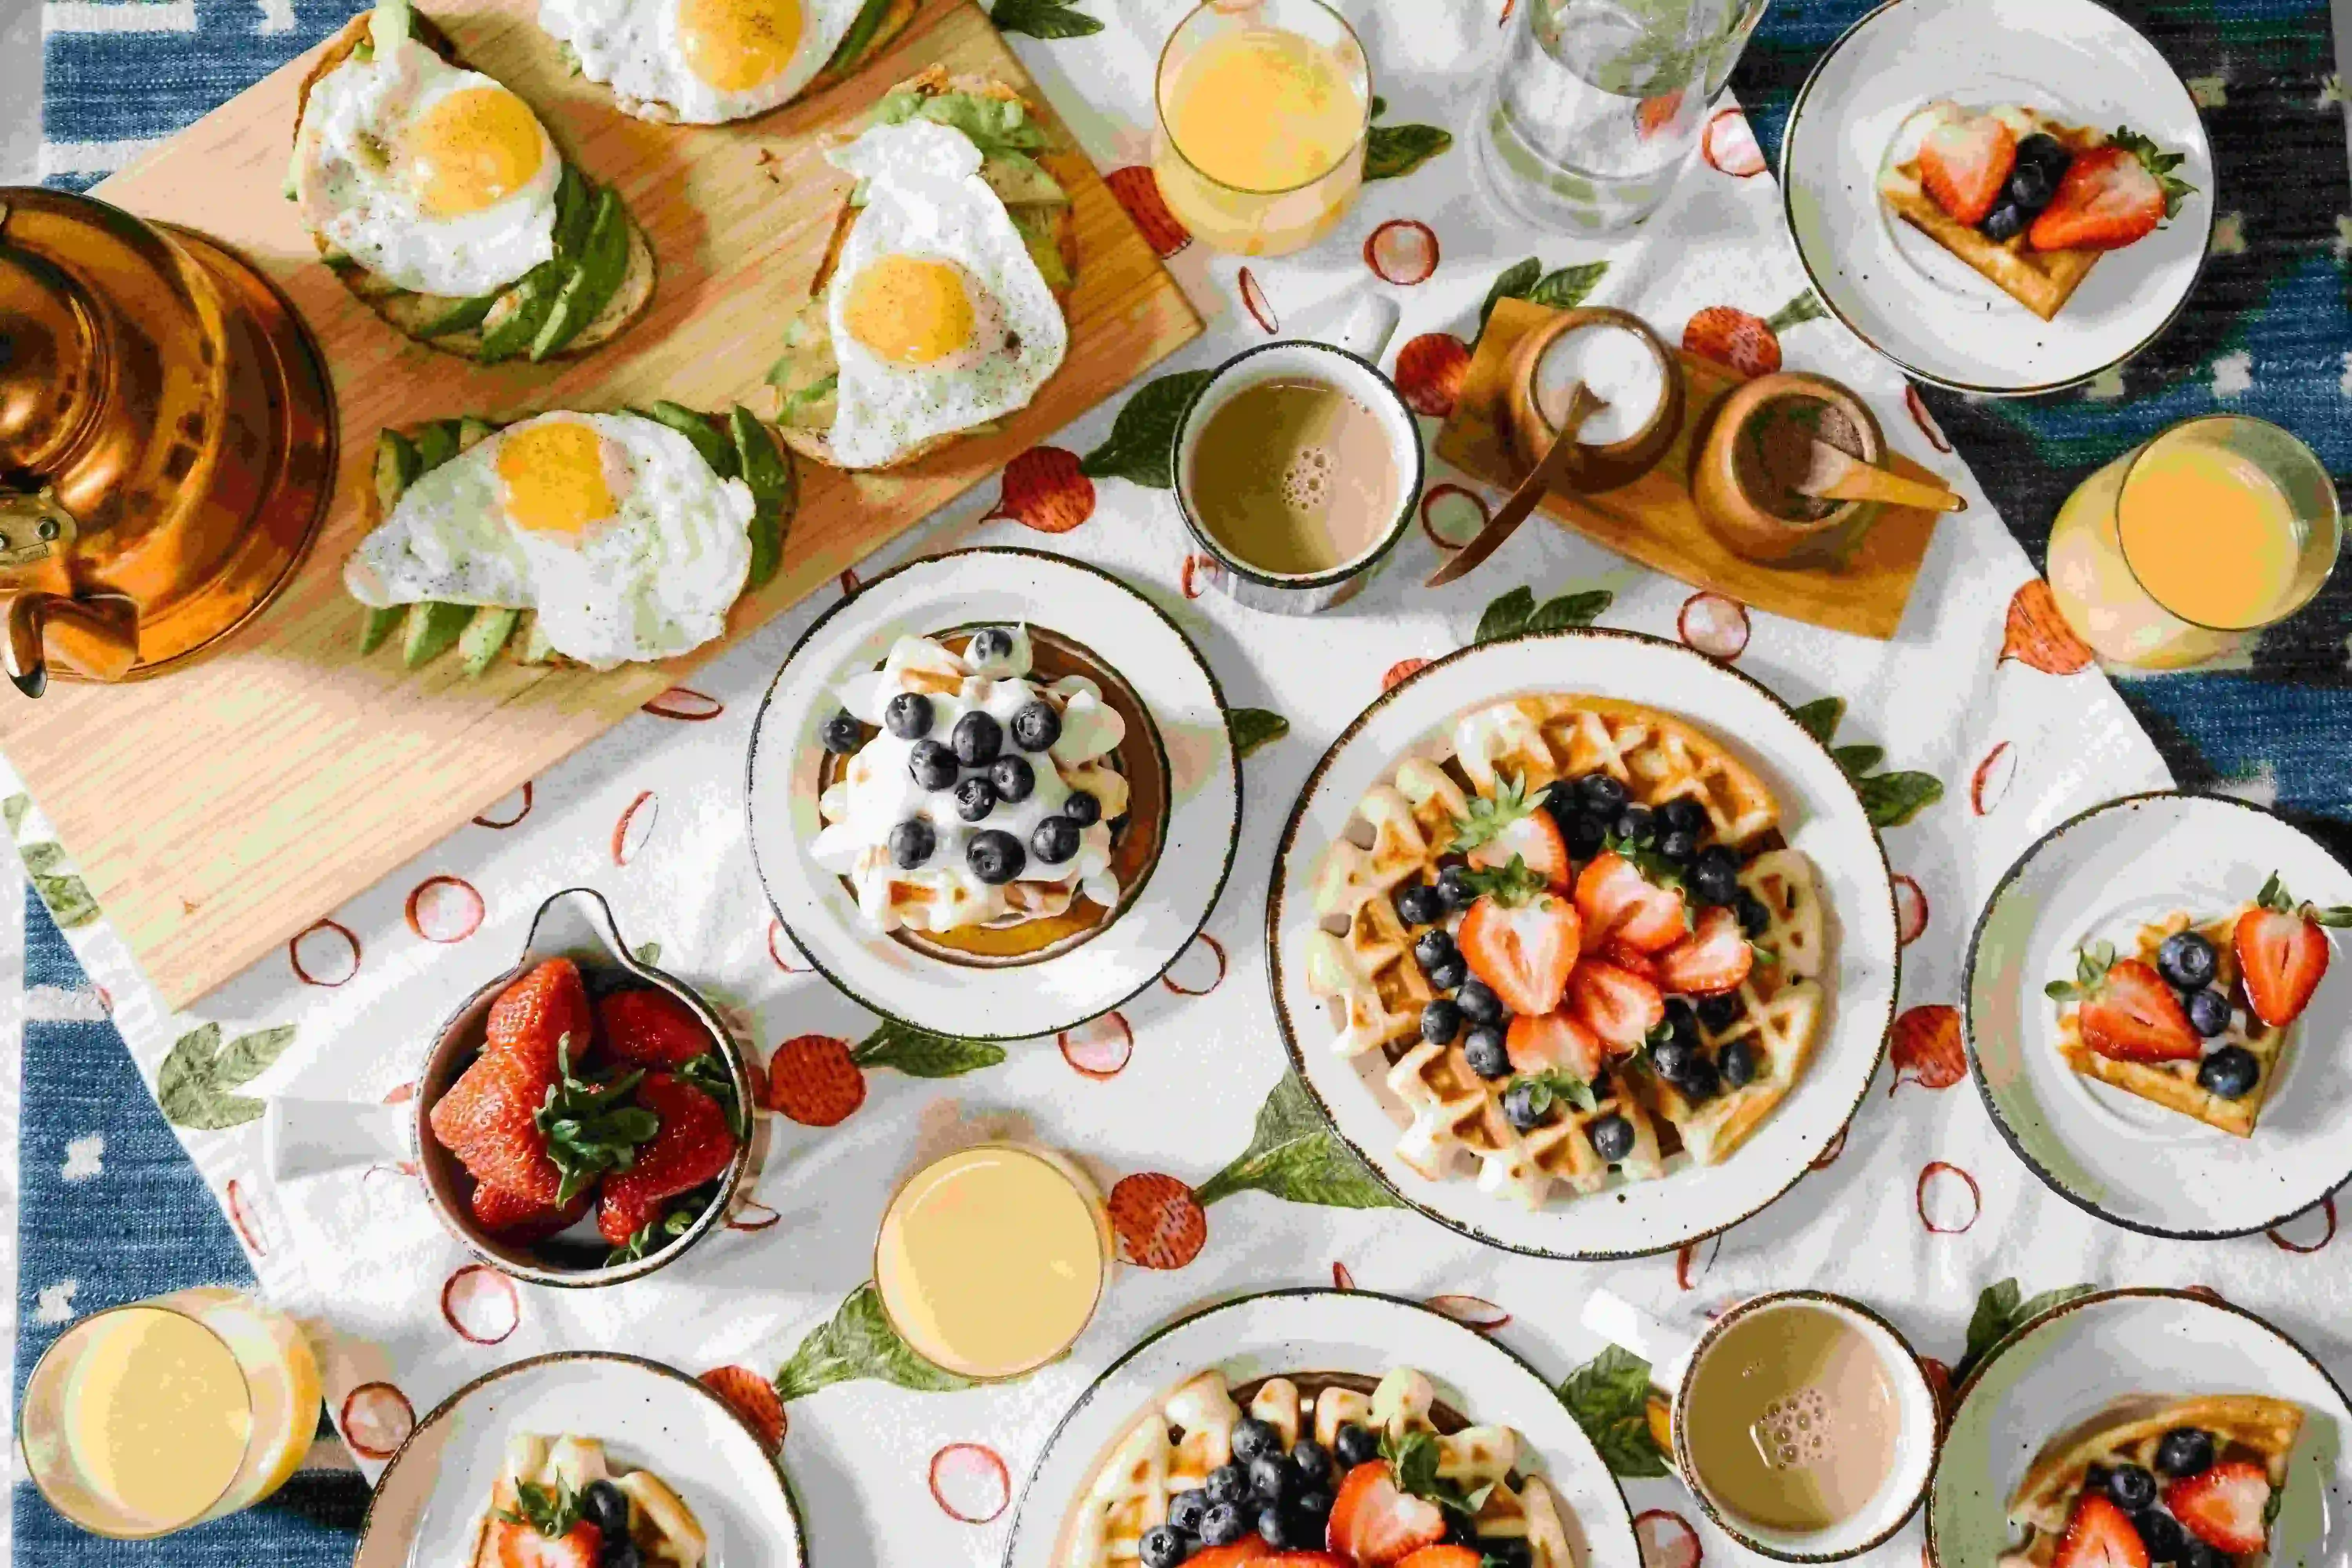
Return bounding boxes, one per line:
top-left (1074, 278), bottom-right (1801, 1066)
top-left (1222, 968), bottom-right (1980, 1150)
top-left (1266, 629), bottom-right (1899, 1259)
top-left (746, 548), bottom-right (1241, 1039)
top-left (1782, 0), bottom-right (2213, 394)
top-left (353, 1352), bottom-right (805, 1568)
top-left (1928, 1289), bottom-right (2352, 1568)
top-left (1965, 791), bottom-right (2352, 1238)
top-left (1001, 1287), bottom-right (1641, 1568)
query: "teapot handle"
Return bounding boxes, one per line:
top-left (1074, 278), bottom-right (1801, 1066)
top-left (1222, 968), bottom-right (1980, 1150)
top-left (2, 590), bottom-right (138, 695)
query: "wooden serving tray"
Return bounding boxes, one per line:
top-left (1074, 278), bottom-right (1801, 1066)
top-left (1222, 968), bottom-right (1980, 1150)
top-left (1434, 297), bottom-right (1944, 641)
top-left (0, 0), bottom-right (1200, 1009)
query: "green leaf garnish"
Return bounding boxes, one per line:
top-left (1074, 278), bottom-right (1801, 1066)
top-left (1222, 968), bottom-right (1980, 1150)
top-left (2255, 870), bottom-right (2352, 926)
top-left (1455, 855), bottom-right (1550, 907)
top-left (1509, 1069), bottom-right (1599, 1119)
top-left (496, 1477), bottom-right (581, 1538)
top-left (1379, 1427), bottom-right (1493, 1519)
top-left (535, 1036), bottom-right (661, 1204)
top-left (2045, 940), bottom-right (2117, 1004)
top-left (1557, 1345), bottom-right (1670, 1478)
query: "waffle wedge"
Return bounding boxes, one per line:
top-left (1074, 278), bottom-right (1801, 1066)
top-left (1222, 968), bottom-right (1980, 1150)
top-left (1878, 107), bottom-right (2106, 321)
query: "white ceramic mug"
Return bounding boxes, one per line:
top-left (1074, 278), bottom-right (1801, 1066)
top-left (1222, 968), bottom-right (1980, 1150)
top-left (1583, 1287), bottom-right (1942, 1563)
top-left (1172, 292), bottom-right (1421, 615)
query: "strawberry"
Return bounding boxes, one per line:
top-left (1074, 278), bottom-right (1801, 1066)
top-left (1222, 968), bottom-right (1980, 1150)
top-left (486, 1517), bottom-right (603, 1568)
top-left (764, 1033), bottom-right (867, 1126)
top-left (2051, 946), bottom-right (2200, 1063)
top-left (2164, 1459), bottom-right (2273, 1554)
top-left (1657, 906), bottom-right (1754, 997)
top-left (2051, 1492), bottom-right (2149, 1568)
top-left (1260, 1557), bottom-right (1351, 1568)
top-left (1187, 1543), bottom-right (1276, 1568)
top-left (430, 1053), bottom-right (564, 1206)
top-left (1567, 960), bottom-right (1666, 1053)
top-left (1575, 853), bottom-right (1688, 953)
top-left (596, 987), bottom-right (715, 1068)
top-left (1599, 942), bottom-right (1661, 984)
top-left (596, 1072), bottom-right (739, 1245)
top-left (2029, 129), bottom-right (2194, 251)
top-left (1506, 1009), bottom-right (1605, 1081)
top-left (1397, 1549), bottom-right (1487, 1568)
top-left (1327, 1462), bottom-right (1446, 1567)
top-left (468, 1180), bottom-right (588, 1244)
top-left (1456, 863), bottom-right (1583, 1018)
top-left (1453, 775), bottom-right (1571, 891)
top-left (2234, 872), bottom-right (2352, 1027)
top-left (485, 958), bottom-right (593, 1078)
top-left (1918, 112), bottom-right (2017, 225)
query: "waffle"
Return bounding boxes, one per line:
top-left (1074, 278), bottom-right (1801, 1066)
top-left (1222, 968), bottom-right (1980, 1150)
top-left (470, 1433), bottom-right (705, 1568)
top-left (2006, 1395), bottom-right (2303, 1564)
top-left (1058, 1367), bottom-right (1576, 1568)
top-left (2056, 907), bottom-right (2285, 1138)
top-left (1878, 107), bottom-right (2105, 322)
top-left (1301, 695), bottom-right (1830, 1208)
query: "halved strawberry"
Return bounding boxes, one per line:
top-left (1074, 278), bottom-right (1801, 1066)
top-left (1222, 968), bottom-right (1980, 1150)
top-left (1457, 869), bottom-right (1582, 1018)
top-left (1599, 942), bottom-right (1661, 984)
top-left (2073, 957), bottom-right (2200, 1063)
top-left (1657, 906), bottom-right (1754, 997)
top-left (1454, 775), bottom-right (1571, 891)
top-left (1396, 1549), bottom-right (1486, 1568)
top-left (1575, 853), bottom-right (1688, 953)
top-left (2164, 1459), bottom-right (2272, 1555)
top-left (2234, 872), bottom-right (2352, 1027)
top-left (2052, 1492), bottom-right (2150, 1568)
top-left (2029, 130), bottom-right (2193, 252)
top-left (1567, 960), bottom-right (1666, 1053)
top-left (1327, 1462), bottom-right (1445, 1567)
top-left (1187, 1543), bottom-right (1276, 1568)
top-left (1506, 1009), bottom-right (1605, 1081)
top-left (1260, 1555), bottom-right (1350, 1568)
top-left (1919, 112), bottom-right (2017, 225)
top-left (486, 1517), bottom-right (602, 1568)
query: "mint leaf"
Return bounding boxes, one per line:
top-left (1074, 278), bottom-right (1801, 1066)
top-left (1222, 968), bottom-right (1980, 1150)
top-left (1194, 1074), bottom-right (1403, 1210)
top-left (775, 1281), bottom-right (978, 1400)
top-left (1079, 370), bottom-right (1216, 488)
top-left (1857, 770), bottom-right (1944, 829)
top-left (1526, 261), bottom-right (1608, 310)
top-left (1524, 589), bottom-right (1612, 633)
top-left (1831, 744), bottom-right (1884, 778)
top-left (1790, 696), bottom-right (1844, 744)
top-left (1476, 586), bottom-right (1536, 643)
top-left (1231, 708), bottom-right (1290, 759)
top-left (1457, 856), bottom-right (1550, 907)
top-left (990, 0), bottom-right (1102, 37)
top-left (1956, 1279), bottom-right (2095, 1379)
top-left (1450, 772), bottom-right (1548, 854)
top-left (1479, 259), bottom-right (1542, 332)
top-left (1558, 1344), bottom-right (1670, 1478)
top-left (1366, 122), bottom-right (1452, 182)
top-left (851, 1020), bottom-right (1005, 1078)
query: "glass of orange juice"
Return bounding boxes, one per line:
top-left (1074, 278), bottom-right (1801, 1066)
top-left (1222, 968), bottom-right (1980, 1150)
top-left (873, 1143), bottom-right (1113, 1381)
top-left (2046, 415), bottom-right (2340, 670)
top-left (17, 1287), bottom-right (323, 1537)
top-left (1152, 0), bottom-right (1372, 257)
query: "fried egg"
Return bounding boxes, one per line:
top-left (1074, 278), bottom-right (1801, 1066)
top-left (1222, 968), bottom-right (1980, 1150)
top-left (823, 119), bottom-right (1068, 470)
top-left (294, 18), bottom-right (564, 298)
top-left (345, 413), bottom-right (756, 669)
top-left (538, 0), bottom-right (865, 124)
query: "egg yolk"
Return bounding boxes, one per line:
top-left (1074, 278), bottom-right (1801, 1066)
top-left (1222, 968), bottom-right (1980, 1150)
top-left (843, 255), bottom-right (978, 367)
top-left (677, 0), bottom-right (804, 92)
top-left (497, 422), bottom-right (617, 538)
top-left (401, 85), bottom-right (545, 218)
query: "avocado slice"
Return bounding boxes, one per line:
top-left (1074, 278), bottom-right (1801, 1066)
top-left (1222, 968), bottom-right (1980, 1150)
top-left (402, 601), bottom-right (475, 669)
top-left (823, 0), bottom-right (898, 78)
top-left (477, 166), bottom-right (594, 363)
top-left (359, 605), bottom-right (406, 655)
top-left (456, 415), bottom-right (499, 451)
top-left (458, 606), bottom-right (520, 675)
top-left (517, 614), bottom-right (558, 664)
top-left (729, 405), bottom-right (793, 590)
top-left (980, 152), bottom-right (1067, 208)
top-left (639, 401), bottom-right (735, 477)
top-left (529, 187), bottom-right (629, 362)
top-left (410, 419), bottom-right (462, 475)
top-left (374, 428), bottom-right (421, 511)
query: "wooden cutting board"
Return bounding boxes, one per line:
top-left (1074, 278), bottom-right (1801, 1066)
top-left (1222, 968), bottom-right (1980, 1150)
top-left (0, 0), bottom-right (1201, 1009)
top-left (1436, 297), bottom-right (1947, 640)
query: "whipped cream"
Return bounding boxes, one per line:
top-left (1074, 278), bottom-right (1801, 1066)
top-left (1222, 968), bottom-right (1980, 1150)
top-left (813, 626), bottom-right (1130, 935)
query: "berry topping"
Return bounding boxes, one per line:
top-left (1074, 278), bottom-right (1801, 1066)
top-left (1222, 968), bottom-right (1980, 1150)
top-left (953, 775), bottom-right (998, 822)
top-left (2156, 1428), bottom-right (2216, 1480)
top-left (1457, 980), bottom-right (1504, 1026)
top-left (2156, 931), bottom-right (2218, 991)
top-left (1434, 864), bottom-right (1477, 912)
top-left (1981, 201), bottom-right (2029, 242)
top-left (2197, 1045), bottom-right (2260, 1100)
top-left (1659, 797), bottom-right (1708, 838)
top-left (885, 691), bottom-right (934, 739)
top-left (2053, 951), bottom-right (2202, 1063)
top-left (2029, 130), bottom-right (2194, 252)
top-left (951, 710), bottom-right (1004, 767)
top-left (1199, 1501), bottom-right (1250, 1546)
top-left (1327, 1461), bottom-right (1448, 1567)
top-left (1505, 1009), bottom-right (1605, 1081)
top-left (1290, 1441), bottom-right (1331, 1488)
top-left (1575, 773), bottom-right (1629, 815)
top-left (580, 1479), bottom-right (630, 1539)
top-left (1207, 1464), bottom-right (1252, 1507)
top-left (1452, 775), bottom-right (1571, 891)
top-left (1501, 1080), bottom-right (1552, 1132)
top-left (1232, 1416), bottom-right (1280, 1461)
top-left (1140, 1525), bottom-right (1187, 1568)
top-left (1171, 1490), bottom-right (1211, 1536)
top-left (2235, 871), bottom-right (2352, 1027)
top-left (2053, 1490), bottom-right (2151, 1568)
top-left (989, 754), bottom-right (1036, 803)
top-left (819, 711), bottom-right (863, 755)
top-left (2011, 132), bottom-right (2073, 205)
top-left (1697, 992), bottom-right (1742, 1030)
top-left (1463, 1026), bottom-right (1511, 1079)
top-left (887, 819), bottom-right (935, 869)
top-left (1413, 929), bottom-right (1455, 970)
top-left (908, 739), bottom-right (958, 791)
top-left (1419, 997), bottom-right (1463, 1046)
top-left (1586, 1113), bottom-right (1637, 1163)
top-left (1457, 869), bottom-right (1584, 1018)
top-left (1567, 961), bottom-right (1667, 1052)
top-left (1030, 816), bottom-right (1081, 866)
top-left (1424, 955), bottom-right (1469, 992)
top-left (1719, 1037), bottom-right (1759, 1087)
top-left (1658, 905), bottom-right (1756, 997)
top-left (967, 830), bottom-right (1025, 885)
top-left (2164, 1459), bottom-right (2274, 1555)
top-left (1063, 789), bottom-right (1103, 828)
top-left (1657, 829), bottom-right (1699, 866)
top-left (1575, 853), bottom-right (1688, 953)
top-left (1010, 700), bottom-right (1061, 753)
top-left (2135, 1508), bottom-right (2188, 1563)
top-left (969, 627), bottom-right (1017, 663)
top-left (2185, 988), bottom-right (2232, 1038)
top-left (1332, 1424), bottom-right (1378, 1469)
top-left (1735, 890), bottom-right (1773, 938)
top-left (1612, 803), bottom-right (1657, 847)
top-left (1920, 111), bottom-right (2018, 225)
top-left (2108, 1465), bottom-right (2159, 1513)
top-left (1250, 1455), bottom-right (1292, 1502)
top-left (1393, 883), bottom-right (1442, 927)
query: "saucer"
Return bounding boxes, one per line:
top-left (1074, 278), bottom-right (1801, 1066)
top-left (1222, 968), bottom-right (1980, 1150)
top-left (1929, 1289), bottom-right (2352, 1568)
top-left (1000, 1287), bottom-right (1640, 1568)
top-left (1781, 0), bottom-right (2212, 393)
top-left (1965, 791), bottom-right (2352, 1238)
top-left (746, 548), bottom-right (1241, 1040)
top-left (353, 1352), bottom-right (805, 1568)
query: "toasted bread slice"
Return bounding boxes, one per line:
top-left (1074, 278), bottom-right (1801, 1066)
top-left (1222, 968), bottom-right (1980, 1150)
top-left (770, 67), bottom-right (1079, 471)
top-left (573, 0), bottom-right (917, 123)
top-left (1878, 111), bottom-right (2105, 322)
top-left (294, 8), bottom-right (654, 361)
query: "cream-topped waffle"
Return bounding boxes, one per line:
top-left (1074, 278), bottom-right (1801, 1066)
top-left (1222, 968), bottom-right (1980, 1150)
top-left (1058, 1365), bottom-right (1576, 1568)
top-left (1301, 694), bottom-right (1830, 1209)
top-left (470, 1432), bottom-right (705, 1568)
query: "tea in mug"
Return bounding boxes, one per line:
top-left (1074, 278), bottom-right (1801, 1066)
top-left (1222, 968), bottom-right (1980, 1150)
top-left (1682, 1305), bottom-right (1901, 1533)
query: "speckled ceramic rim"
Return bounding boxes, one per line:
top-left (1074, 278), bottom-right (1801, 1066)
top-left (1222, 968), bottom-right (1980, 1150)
top-left (1779, 0), bottom-right (2214, 397)
top-left (744, 546), bottom-right (1243, 1040)
top-left (352, 1350), bottom-right (805, 1568)
top-left (996, 1285), bottom-right (1641, 1568)
top-left (1671, 1290), bottom-right (1940, 1563)
top-left (1962, 788), bottom-right (2352, 1240)
top-left (1923, 1286), bottom-right (2352, 1568)
top-left (1264, 625), bottom-right (1900, 1260)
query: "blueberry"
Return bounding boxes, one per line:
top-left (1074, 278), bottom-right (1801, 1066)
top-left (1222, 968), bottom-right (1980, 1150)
top-left (2108, 1464), bottom-right (2158, 1513)
top-left (989, 754), bottom-right (1036, 804)
top-left (580, 1479), bottom-right (630, 1540)
top-left (1451, 982), bottom-right (1498, 1028)
top-left (1290, 1441), bottom-right (1332, 1488)
top-left (1434, 864), bottom-right (1478, 911)
top-left (1502, 1080), bottom-right (1552, 1132)
top-left (2134, 1509), bottom-right (2188, 1562)
top-left (1697, 992), bottom-right (1742, 1030)
top-left (1258, 1506), bottom-right (1292, 1548)
top-left (2016, 132), bottom-right (2072, 182)
top-left (967, 830), bottom-right (1025, 885)
top-left (1565, 814), bottom-right (1608, 860)
top-left (2198, 1045), bottom-right (2259, 1100)
top-left (1659, 797), bottom-right (1707, 838)
top-left (1169, 1488), bottom-right (1210, 1537)
top-left (1650, 1039), bottom-right (1697, 1084)
top-left (1464, 1026), bottom-right (1511, 1080)
top-left (951, 710), bottom-right (1004, 767)
top-left (1662, 997), bottom-right (1700, 1048)
top-left (1205, 1464), bottom-right (1251, 1508)
top-left (1719, 1038), bottom-right (1759, 1088)
top-left (2085, 1465), bottom-right (2112, 1495)
top-left (1293, 1488), bottom-right (1334, 1521)
top-left (969, 627), bottom-right (1018, 663)
top-left (606, 1543), bottom-right (645, 1568)
top-left (1690, 847), bottom-right (1740, 908)
top-left (1249, 1454), bottom-right (1292, 1503)
top-left (887, 818), bottom-right (936, 869)
top-left (1980, 201), bottom-right (2029, 243)
top-left (953, 775), bottom-right (998, 822)
top-left (908, 739), bottom-right (959, 791)
top-left (1425, 955), bottom-right (1468, 992)
top-left (2180, 1539), bottom-right (2223, 1568)
top-left (1577, 773), bottom-right (1629, 814)
top-left (1659, 829), bottom-right (1699, 866)
top-left (1140, 1525), bottom-right (1187, 1568)
top-left (1736, 890), bottom-right (1772, 938)
top-left (1676, 1053), bottom-right (1720, 1103)
top-left (885, 691), bottom-right (934, 740)
top-left (2186, 988), bottom-right (2231, 1038)
top-left (1394, 883), bottom-right (1442, 927)
top-left (2156, 1428), bottom-right (2216, 1479)
top-left (2156, 931), bottom-right (2218, 992)
top-left (1587, 1114), bottom-right (1637, 1163)
top-left (1333, 1423), bottom-right (1379, 1469)
top-left (1063, 789), bottom-right (1102, 828)
top-left (819, 710), bottom-right (864, 755)
top-left (1421, 997), bottom-right (1463, 1045)
top-left (1613, 803), bottom-right (1656, 846)
top-left (2007, 158), bottom-right (2058, 212)
top-left (1031, 816), bottom-right (1082, 865)
top-left (1198, 1502), bottom-right (1248, 1547)
top-left (1414, 929), bottom-right (1456, 971)
top-left (1010, 701), bottom-right (1061, 753)
top-left (1232, 1416), bottom-right (1280, 1462)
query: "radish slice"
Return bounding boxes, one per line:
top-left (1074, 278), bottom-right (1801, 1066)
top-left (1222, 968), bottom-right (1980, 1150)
top-left (1160, 932), bottom-right (1227, 996)
top-left (340, 1383), bottom-right (415, 1461)
top-left (472, 782), bottom-right (532, 829)
top-left (612, 789), bottom-right (658, 866)
top-left (441, 1264), bottom-right (519, 1343)
top-left (1181, 554), bottom-right (1223, 601)
top-left (727, 1200), bottom-right (781, 1232)
top-left (1810, 1125), bottom-right (1849, 1171)
top-left (1394, 334), bottom-right (1470, 418)
top-left (643, 687), bottom-right (724, 722)
top-left (226, 1179), bottom-right (267, 1256)
top-left (290, 918), bottom-right (361, 987)
top-left (1916, 1162), bottom-right (1981, 1234)
top-left (1420, 483), bottom-right (1489, 550)
top-left (1906, 385), bottom-right (1953, 453)
top-left (1893, 875), bottom-right (1929, 946)
top-left (406, 877), bottom-right (483, 943)
top-left (1675, 1235), bottom-right (1720, 1290)
top-left (1426, 1294), bottom-right (1509, 1331)
top-left (2270, 1196), bottom-right (2336, 1254)
top-left (701, 1366), bottom-right (786, 1451)
top-left (1971, 741), bottom-right (2015, 816)
top-left (1677, 592), bottom-right (1750, 660)
top-left (1332, 1261), bottom-right (1357, 1290)
top-left (1701, 107), bottom-right (1765, 177)
top-left (839, 567), bottom-right (861, 598)
top-left (1059, 1012), bottom-right (1134, 1079)
top-left (767, 919), bottom-right (808, 972)
top-left (1364, 219), bottom-right (1440, 285)
top-left (931, 1443), bottom-right (1011, 1524)
top-left (1635, 1509), bottom-right (1703, 1568)
top-left (1890, 1005), bottom-right (1965, 1093)
top-left (1383, 658), bottom-right (1430, 692)
top-left (1239, 267), bottom-right (1279, 334)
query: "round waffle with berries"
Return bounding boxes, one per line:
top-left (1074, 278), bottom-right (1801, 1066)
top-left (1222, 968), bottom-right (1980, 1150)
top-left (1299, 693), bottom-right (1831, 1213)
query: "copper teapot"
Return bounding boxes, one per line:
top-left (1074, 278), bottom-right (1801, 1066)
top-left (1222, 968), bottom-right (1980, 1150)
top-left (0, 189), bottom-right (333, 695)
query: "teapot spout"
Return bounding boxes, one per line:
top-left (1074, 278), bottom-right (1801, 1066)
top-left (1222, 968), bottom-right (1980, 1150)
top-left (3, 591), bottom-right (138, 696)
